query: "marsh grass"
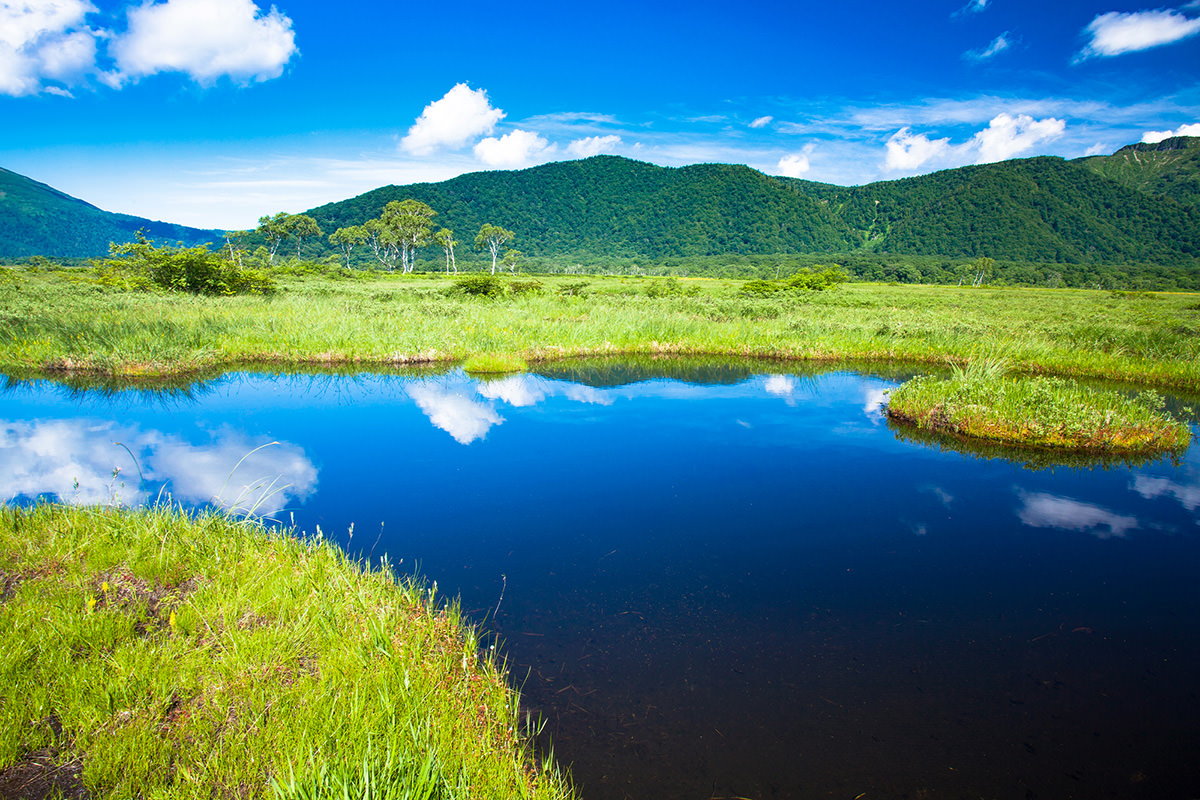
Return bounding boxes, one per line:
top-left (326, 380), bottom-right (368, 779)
top-left (886, 359), bottom-right (1193, 453)
top-left (2, 269), bottom-right (1199, 389)
top-left (0, 504), bottom-right (573, 800)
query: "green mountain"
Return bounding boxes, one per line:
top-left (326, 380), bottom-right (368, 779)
top-left (4, 137), bottom-right (1199, 269)
top-left (1076, 136), bottom-right (1200, 209)
top-left (306, 142), bottom-right (1200, 267)
top-left (0, 167), bottom-right (219, 258)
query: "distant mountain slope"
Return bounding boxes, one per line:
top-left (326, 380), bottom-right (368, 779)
top-left (307, 146), bottom-right (1200, 266)
top-left (805, 155), bottom-right (1200, 263)
top-left (0, 167), bottom-right (220, 258)
top-left (1076, 136), bottom-right (1200, 209)
top-left (307, 157), bottom-right (858, 259)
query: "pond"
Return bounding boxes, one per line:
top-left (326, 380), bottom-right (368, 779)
top-left (3, 361), bottom-right (1199, 800)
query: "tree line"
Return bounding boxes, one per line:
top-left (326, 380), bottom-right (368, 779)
top-left (247, 203), bottom-right (518, 275)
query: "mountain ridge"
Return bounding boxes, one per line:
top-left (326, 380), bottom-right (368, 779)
top-left (2, 139), bottom-right (1198, 268)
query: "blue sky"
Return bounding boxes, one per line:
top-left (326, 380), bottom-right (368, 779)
top-left (2, 0), bottom-right (1199, 230)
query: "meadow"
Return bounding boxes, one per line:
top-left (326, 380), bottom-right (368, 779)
top-left (1, 265), bottom-right (1199, 390)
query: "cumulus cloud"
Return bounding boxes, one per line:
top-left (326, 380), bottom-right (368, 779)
top-left (0, 0), bottom-right (99, 95)
top-left (401, 83), bottom-right (505, 156)
top-left (566, 134), bottom-right (621, 158)
top-left (474, 129), bottom-right (555, 168)
top-left (1142, 122), bottom-right (1200, 143)
top-left (884, 126), bottom-right (952, 171)
top-left (970, 112), bottom-right (1065, 163)
top-left (1076, 8), bottom-right (1200, 61)
top-left (111, 0), bottom-right (296, 85)
top-left (885, 112), bottom-right (1064, 171)
top-left (964, 32), bottom-right (1012, 61)
top-left (750, 115), bottom-right (773, 129)
top-left (1016, 490), bottom-right (1138, 539)
top-left (477, 375), bottom-right (545, 408)
top-left (776, 147), bottom-right (814, 178)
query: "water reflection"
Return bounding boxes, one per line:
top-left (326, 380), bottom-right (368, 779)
top-left (1015, 488), bottom-right (1139, 539)
top-left (2, 363), bottom-right (1199, 800)
top-left (0, 418), bottom-right (317, 515)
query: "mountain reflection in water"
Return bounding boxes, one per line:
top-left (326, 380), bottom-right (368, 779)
top-left (1, 363), bottom-right (1198, 800)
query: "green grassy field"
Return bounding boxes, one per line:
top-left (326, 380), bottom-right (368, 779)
top-left (0, 504), bottom-right (573, 800)
top-left (2, 267), bottom-right (1199, 389)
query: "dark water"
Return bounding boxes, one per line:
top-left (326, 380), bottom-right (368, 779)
top-left (3, 364), bottom-right (1199, 800)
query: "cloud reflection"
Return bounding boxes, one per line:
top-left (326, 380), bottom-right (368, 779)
top-left (0, 419), bottom-right (317, 516)
top-left (407, 383), bottom-right (504, 445)
top-left (408, 373), bottom-right (612, 444)
top-left (1131, 473), bottom-right (1200, 515)
top-left (1015, 489), bottom-right (1138, 539)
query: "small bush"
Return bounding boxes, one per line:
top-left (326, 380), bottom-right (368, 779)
top-left (786, 267), bottom-right (848, 291)
top-left (557, 281), bottom-right (590, 297)
top-left (448, 273), bottom-right (507, 298)
top-left (645, 278), bottom-right (700, 298)
top-left (739, 279), bottom-right (781, 298)
top-left (508, 279), bottom-right (544, 297)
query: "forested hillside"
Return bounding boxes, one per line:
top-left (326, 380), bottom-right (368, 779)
top-left (4, 138), bottom-right (1199, 274)
top-left (0, 167), bottom-right (218, 258)
top-left (307, 144), bottom-right (1200, 268)
top-left (1076, 136), bottom-right (1200, 209)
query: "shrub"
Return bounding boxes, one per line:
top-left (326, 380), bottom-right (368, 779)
top-left (645, 278), bottom-right (700, 298)
top-left (557, 281), bottom-right (590, 297)
top-left (448, 273), bottom-right (507, 298)
top-left (508, 279), bottom-right (544, 296)
top-left (103, 235), bottom-right (276, 296)
top-left (786, 266), bottom-right (848, 291)
top-left (739, 279), bottom-right (781, 298)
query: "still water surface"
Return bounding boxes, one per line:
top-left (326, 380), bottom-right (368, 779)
top-left (3, 362), bottom-right (1199, 799)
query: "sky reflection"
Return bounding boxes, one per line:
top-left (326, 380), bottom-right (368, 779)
top-left (0, 418), bottom-right (317, 515)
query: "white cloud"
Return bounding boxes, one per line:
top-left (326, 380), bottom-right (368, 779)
top-left (884, 126), bottom-right (952, 171)
top-left (964, 32), bottom-right (1011, 61)
top-left (970, 112), bottom-right (1065, 163)
top-left (0, 0), bottom-right (99, 95)
top-left (111, 0), bottom-right (296, 85)
top-left (1016, 490), bottom-right (1138, 539)
top-left (401, 83), bottom-right (505, 156)
top-left (749, 115), bottom-right (773, 129)
top-left (474, 129), bottom-right (555, 168)
top-left (1076, 9), bottom-right (1200, 61)
top-left (776, 148), bottom-right (813, 178)
top-left (1142, 122), bottom-right (1200, 143)
top-left (764, 375), bottom-right (796, 398)
top-left (1084, 142), bottom-right (1110, 156)
top-left (566, 134), bottom-right (621, 158)
top-left (952, 0), bottom-right (989, 16)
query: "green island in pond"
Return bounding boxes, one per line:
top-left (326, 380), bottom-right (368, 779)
top-left (885, 362), bottom-right (1193, 455)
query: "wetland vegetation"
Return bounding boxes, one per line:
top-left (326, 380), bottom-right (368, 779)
top-left (0, 504), bottom-right (572, 800)
top-left (2, 262), bottom-right (1199, 392)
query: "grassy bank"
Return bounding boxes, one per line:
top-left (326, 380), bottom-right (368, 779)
top-left (0, 504), bottom-right (573, 800)
top-left (2, 267), bottom-right (1200, 389)
top-left (886, 361), bottom-right (1193, 454)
